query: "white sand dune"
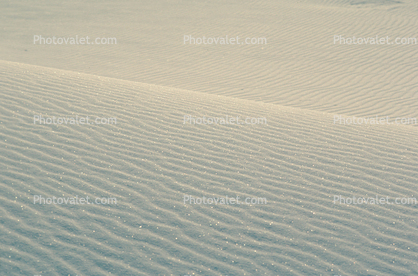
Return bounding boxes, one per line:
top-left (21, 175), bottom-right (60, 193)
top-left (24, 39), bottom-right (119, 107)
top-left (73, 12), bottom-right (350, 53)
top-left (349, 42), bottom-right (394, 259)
top-left (1, 61), bottom-right (417, 275)
top-left (1, 0), bottom-right (417, 119)
top-left (1, 0), bottom-right (418, 275)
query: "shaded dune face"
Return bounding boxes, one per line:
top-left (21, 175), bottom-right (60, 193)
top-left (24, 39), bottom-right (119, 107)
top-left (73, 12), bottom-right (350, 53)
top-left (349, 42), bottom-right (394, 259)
top-left (1, 61), bottom-right (417, 275)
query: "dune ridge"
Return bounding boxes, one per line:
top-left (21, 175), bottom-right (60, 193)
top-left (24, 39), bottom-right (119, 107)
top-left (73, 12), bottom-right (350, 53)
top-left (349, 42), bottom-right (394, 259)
top-left (1, 61), bottom-right (417, 275)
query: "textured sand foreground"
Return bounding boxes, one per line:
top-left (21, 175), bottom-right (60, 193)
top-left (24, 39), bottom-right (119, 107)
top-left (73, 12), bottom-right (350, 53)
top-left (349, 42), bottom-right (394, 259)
top-left (1, 61), bottom-right (417, 275)
top-left (1, 0), bottom-right (418, 275)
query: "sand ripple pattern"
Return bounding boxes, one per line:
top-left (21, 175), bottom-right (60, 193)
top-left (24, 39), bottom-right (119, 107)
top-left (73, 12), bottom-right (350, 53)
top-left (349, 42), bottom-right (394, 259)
top-left (0, 61), bottom-right (417, 275)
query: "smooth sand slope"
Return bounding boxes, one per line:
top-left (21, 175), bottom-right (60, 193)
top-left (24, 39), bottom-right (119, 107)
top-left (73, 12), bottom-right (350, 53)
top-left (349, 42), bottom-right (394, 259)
top-left (1, 61), bottom-right (417, 275)
top-left (1, 0), bottom-right (417, 119)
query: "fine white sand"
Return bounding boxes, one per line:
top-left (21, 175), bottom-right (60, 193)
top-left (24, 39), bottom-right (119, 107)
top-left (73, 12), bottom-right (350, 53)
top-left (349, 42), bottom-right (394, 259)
top-left (1, 0), bottom-right (417, 275)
